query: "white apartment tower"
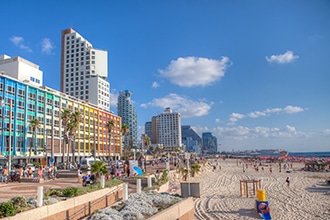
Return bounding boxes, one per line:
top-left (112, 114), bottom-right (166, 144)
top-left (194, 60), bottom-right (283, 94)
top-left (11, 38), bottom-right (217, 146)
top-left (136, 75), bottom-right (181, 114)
top-left (156, 107), bottom-right (182, 151)
top-left (60, 28), bottom-right (110, 111)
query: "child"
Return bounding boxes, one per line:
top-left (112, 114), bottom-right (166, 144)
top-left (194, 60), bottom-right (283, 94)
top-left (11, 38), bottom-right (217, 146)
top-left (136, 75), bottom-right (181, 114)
top-left (286, 177), bottom-right (290, 186)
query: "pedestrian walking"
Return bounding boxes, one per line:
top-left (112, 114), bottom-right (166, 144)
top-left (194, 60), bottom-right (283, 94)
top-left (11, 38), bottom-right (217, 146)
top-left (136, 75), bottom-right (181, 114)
top-left (286, 177), bottom-right (290, 186)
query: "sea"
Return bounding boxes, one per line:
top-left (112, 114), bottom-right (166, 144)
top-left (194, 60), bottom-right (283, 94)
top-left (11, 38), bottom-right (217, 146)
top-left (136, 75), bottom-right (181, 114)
top-left (257, 151), bottom-right (330, 160)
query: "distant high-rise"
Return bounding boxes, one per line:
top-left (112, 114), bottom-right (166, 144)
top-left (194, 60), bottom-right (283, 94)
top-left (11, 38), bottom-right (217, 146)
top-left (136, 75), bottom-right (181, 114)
top-left (60, 28), bottom-right (110, 111)
top-left (144, 121), bottom-right (152, 141)
top-left (202, 132), bottom-right (218, 154)
top-left (117, 90), bottom-right (137, 146)
top-left (156, 107), bottom-right (182, 151)
top-left (181, 125), bottom-right (201, 152)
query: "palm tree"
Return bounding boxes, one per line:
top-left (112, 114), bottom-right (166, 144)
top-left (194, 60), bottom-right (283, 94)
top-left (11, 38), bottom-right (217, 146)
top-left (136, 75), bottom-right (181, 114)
top-left (105, 120), bottom-right (114, 162)
top-left (121, 124), bottom-right (130, 160)
top-left (29, 118), bottom-right (40, 163)
top-left (61, 109), bottom-right (72, 165)
top-left (190, 164), bottom-right (201, 177)
top-left (91, 160), bottom-right (108, 181)
top-left (142, 134), bottom-right (151, 172)
top-left (69, 111), bottom-right (81, 163)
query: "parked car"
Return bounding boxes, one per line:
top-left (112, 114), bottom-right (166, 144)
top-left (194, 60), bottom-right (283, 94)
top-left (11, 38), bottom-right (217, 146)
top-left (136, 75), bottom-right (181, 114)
top-left (80, 158), bottom-right (100, 170)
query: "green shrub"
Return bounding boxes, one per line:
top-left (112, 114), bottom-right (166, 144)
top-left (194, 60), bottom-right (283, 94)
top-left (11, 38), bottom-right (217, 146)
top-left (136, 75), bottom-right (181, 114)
top-left (44, 188), bottom-right (63, 199)
top-left (62, 187), bottom-right (79, 197)
top-left (0, 202), bottom-right (15, 217)
top-left (10, 196), bottom-right (28, 213)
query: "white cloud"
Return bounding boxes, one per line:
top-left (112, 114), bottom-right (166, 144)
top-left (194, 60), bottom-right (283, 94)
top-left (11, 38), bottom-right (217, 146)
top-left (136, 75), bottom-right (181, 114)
top-left (41, 38), bottom-right (54, 54)
top-left (229, 113), bottom-right (245, 124)
top-left (322, 129), bottom-right (330, 135)
top-left (247, 111), bottom-right (267, 118)
top-left (140, 93), bottom-right (212, 118)
top-left (265, 50), bottom-right (299, 64)
top-left (192, 125), bottom-right (329, 152)
top-left (283, 105), bottom-right (304, 114)
top-left (158, 56), bottom-right (231, 87)
top-left (215, 118), bottom-right (221, 123)
top-left (229, 105), bottom-right (306, 124)
top-left (110, 91), bottom-right (119, 109)
top-left (10, 36), bottom-right (32, 52)
top-left (285, 125), bottom-right (296, 133)
top-left (152, 81), bottom-right (160, 88)
top-left (10, 36), bottom-right (24, 45)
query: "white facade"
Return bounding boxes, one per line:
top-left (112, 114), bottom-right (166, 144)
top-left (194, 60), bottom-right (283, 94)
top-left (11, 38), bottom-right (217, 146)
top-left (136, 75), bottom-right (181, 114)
top-left (60, 28), bottom-right (110, 111)
top-left (156, 107), bottom-right (182, 150)
top-left (88, 77), bottom-right (110, 108)
top-left (0, 54), bottom-right (43, 87)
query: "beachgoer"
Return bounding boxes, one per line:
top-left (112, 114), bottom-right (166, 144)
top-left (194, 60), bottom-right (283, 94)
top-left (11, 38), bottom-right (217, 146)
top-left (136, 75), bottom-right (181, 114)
top-left (269, 167), bottom-right (272, 173)
top-left (28, 167), bottom-right (33, 178)
top-left (18, 167), bottom-right (23, 177)
top-left (38, 166), bottom-right (43, 178)
top-left (77, 168), bottom-right (82, 182)
top-left (53, 165), bottom-right (57, 180)
top-left (127, 166), bottom-right (130, 177)
top-left (286, 177), bottom-right (290, 186)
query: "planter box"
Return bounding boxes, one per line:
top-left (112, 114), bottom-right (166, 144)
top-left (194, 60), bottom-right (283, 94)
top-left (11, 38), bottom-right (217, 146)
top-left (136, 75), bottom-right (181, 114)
top-left (5, 184), bottom-right (124, 220)
top-left (149, 197), bottom-right (194, 220)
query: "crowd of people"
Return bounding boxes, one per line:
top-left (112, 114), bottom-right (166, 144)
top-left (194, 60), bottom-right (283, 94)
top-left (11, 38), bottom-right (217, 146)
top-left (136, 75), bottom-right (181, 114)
top-left (0, 163), bottom-right (57, 183)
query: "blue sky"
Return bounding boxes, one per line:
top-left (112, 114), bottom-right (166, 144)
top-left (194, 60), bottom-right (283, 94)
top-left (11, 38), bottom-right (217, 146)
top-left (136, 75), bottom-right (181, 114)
top-left (1, 0), bottom-right (329, 152)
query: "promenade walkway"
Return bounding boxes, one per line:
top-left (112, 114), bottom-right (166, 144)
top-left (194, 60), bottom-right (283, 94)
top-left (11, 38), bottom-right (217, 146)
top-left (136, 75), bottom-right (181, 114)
top-left (0, 172), bottom-right (82, 203)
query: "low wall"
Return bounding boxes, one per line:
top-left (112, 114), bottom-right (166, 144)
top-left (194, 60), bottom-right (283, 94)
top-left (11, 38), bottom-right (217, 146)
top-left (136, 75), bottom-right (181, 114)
top-left (5, 183), bottom-right (124, 220)
top-left (148, 197), bottom-right (194, 220)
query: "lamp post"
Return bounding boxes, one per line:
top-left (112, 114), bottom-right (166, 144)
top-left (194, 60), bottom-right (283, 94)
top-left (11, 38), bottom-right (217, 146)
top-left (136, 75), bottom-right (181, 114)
top-left (0, 98), bottom-right (4, 166)
top-left (7, 100), bottom-right (13, 173)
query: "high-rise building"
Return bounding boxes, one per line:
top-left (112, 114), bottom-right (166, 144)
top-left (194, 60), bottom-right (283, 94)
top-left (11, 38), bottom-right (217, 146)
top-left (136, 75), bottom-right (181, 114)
top-left (60, 28), bottom-right (110, 111)
top-left (156, 107), bottom-right (182, 151)
top-left (181, 125), bottom-right (201, 152)
top-left (144, 121), bottom-right (152, 141)
top-left (117, 90), bottom-right (137, 146)
top-left (202, 132), bottom-right (218, 154)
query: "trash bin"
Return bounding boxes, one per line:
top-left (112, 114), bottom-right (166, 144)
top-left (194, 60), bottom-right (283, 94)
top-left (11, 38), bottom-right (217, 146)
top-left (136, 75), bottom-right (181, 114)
top-left (256, 189), bottom-right (266, 201)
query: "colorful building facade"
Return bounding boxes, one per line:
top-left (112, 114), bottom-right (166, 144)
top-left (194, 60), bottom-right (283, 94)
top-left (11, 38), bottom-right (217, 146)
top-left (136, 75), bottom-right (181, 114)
top-left (0, 73), bottom-right (121, 165)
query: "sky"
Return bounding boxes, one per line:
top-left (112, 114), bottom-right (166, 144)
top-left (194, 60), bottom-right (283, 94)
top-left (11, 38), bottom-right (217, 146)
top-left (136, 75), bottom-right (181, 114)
top-left (1, 0), bottom-right (330, 152)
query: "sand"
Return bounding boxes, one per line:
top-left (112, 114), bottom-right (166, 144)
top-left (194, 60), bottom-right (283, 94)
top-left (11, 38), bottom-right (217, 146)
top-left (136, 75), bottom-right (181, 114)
top-left (190, 159), bottom-right (330, 220)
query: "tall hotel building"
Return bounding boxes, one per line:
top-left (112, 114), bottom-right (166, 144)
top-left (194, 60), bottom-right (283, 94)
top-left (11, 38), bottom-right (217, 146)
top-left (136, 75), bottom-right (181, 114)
top-left (60, 28), bottom-right (110, 111)
top-left (156, 107), bottom-right (182, 151)
top-left (117, 90), bottom-right (137, 146)
top-left (0, 54), bottom-right (121, 165)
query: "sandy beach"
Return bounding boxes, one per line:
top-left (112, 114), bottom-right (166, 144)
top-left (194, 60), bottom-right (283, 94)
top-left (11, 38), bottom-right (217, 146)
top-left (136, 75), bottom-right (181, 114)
top-left (192, 159), bottom-right (330, 220)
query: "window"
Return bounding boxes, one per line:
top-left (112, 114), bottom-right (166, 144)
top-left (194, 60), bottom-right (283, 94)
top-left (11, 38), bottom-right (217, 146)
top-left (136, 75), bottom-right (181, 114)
top-left (46, 108), bottom-right (52, 115)
top-left (28, 92), bottom-right (36, 100)
top-left (7, 85), bottom-right (15, 95)
top-left (53, 110), bottom-right (59, 117)
top-left (38, 106), bottom-right (44, 114)
top-left (17, 112), bottom-right (24, 120)
top-left (38, 95), bottom-right (44, 103)
top-left (28, 103), bottom-right (35, 111)
top-left (18, 100), bottom-right (24, 109)
top-left (18, 89), bottom-right (25, 97)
